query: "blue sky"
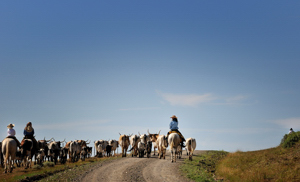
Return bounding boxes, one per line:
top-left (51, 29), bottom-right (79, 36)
top-left (1, 1), bottom-right (299, 152)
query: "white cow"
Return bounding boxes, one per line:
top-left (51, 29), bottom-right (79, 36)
top-left (156, 135), bottom-right (168, 159)
top-left (130, 135), bottom-right (140, 157)
top-left (185, 138), bottom-right (196, 161)
top-left (168, 133), bottom-right (180, 163)
top-left (94, 140), bottom-right (108, 157)
top-left (36, 148), bottom-right (45, 165)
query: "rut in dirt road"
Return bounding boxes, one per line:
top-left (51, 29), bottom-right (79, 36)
top-left (79, 152), bottom-right (194, 182)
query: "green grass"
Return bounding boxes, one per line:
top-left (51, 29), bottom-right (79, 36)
top-left (280, 131), bottom-right (300, 148)
top-left (180, 151), bottom-right (229, 182)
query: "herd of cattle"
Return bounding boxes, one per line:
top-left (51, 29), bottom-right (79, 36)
top-left (0, 129), bottom-right (196, 173)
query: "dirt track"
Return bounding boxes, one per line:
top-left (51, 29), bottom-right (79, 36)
top-left (75, 150), bottom-right (203, 182)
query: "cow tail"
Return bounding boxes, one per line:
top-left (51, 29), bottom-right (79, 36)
top-left (189, 140), bottom-right (192, 146)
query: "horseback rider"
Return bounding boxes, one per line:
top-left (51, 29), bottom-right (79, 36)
top-left (6, 123), bottom-right (21, 147)
top-left (21, 122), bottom-right (37, 149)
top-left (167, 115), bottom-right (186, 147)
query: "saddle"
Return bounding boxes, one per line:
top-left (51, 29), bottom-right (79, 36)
top-left (168, 130), bottom-right (185, 143)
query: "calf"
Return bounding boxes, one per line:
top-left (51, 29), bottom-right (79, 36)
top-left (185, 138), bottom-right (196, 161)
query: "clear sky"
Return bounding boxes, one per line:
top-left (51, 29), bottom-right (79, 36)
top-left (1, 1), bottom-right (299, 152)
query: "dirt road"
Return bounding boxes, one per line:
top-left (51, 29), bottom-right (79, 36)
top-left (75, 150), bottom-right (203, 182)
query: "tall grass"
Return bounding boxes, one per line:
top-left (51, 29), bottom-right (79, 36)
top-left (216, 132), bottom-right (300, 181)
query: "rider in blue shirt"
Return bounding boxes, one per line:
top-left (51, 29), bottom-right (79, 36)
top-left (167, 115), bottom-right (185, 147)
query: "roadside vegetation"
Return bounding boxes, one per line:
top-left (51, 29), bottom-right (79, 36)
top-left (181, 131), bottom-right (300, 181)
top-left (180, 150), bottom-right (229, 181)
top-left (0, 155), bottom-right (121, 182)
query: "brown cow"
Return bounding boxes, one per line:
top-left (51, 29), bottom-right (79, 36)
top-left (147, 129), bottom-right (161, 156)
top-left (119, 133), bottom-right (131, 157)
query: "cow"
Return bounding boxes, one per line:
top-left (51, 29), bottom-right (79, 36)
top-left (106, 145), bottom-right (112, 157)
top-left (108, 140), bottom-right (119, 156)
top-left (95, 143), bottom-right (103, 157)
top-left (156, 135), bottom-right (168, 159)
top-left (80, 146), bottom-right (88, 161)
top-left (146, 140), bottom-right (152, 158)
top-left (47, 139), bottom-right (64, 164)
top-left (15, 150), bottom-right (23, 167)
top-left (76, 139), bottom-right (90, 149)
top-left (147, 129), bottom-right (161, 156)
top-left (129, 134), bottom-right (140, 157)
top-left (86, 146), bottom-right (92, 158)
top-left (2, 138), bottom-right (17, 173)
top-left (137, 141), bottom-right (146, 158)
top-left (60, 147), bottom-right (68, 164)
top-left (168, 133), bottom-right (180, 163)
top-left (69, 141), bottom-right (81, 162)
top-left (37, 138), bottom-right (53, 162)
top-left (185, 138), bottom-right (196, 161)
top-left (119, 133), bottom-right (131, 157)
top-left (36, 148), bottom-right (45, 165)
top-left (94, 140), bottom-right (108, 157)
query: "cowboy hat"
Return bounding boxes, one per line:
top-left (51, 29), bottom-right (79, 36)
top-left (170, 115), bottom-right (177, 119)
top-left (7, 123), bottom-right (15, 128)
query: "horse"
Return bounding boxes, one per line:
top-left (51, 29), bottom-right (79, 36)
top-left (167, 133), bottom-right (180, 163)
top-left (2, 138), bottom-right (17, 173)
top-left (20, 139), bottom-right (33, 169)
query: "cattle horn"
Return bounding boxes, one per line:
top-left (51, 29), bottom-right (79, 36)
top-left (138, 132), bottom-right (141, 136)
top-left (46, 137), bottom-right (54, 142)
top-left (86, 140), bottom-right (91, 144)
top-left (158, 130), bottom-right (161, 135)
top-left (147, 129), bottom-right (150, 135)
top-left (119, 132), bottom-right (122, 136)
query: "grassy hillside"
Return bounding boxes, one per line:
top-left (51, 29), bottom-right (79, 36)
top-left (181, 131), bottom-right (300, 182)
top-left (216, 131), bottom-right (300, 181)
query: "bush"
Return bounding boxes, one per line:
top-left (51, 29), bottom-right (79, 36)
top-left (43, 161), bottom-right (55, 167)
top-left (280, 131), bottom-right (300, 148)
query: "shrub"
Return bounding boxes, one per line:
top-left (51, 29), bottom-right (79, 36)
top-left (43, 161), bottom-right (55, 167)
top-left (280, 131), bottom-right (300, 148)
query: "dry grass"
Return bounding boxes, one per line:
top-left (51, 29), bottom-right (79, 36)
top-left (216, 142), bottom-right (300, 181)
top-left (0, 155), bottom-right (121, 182)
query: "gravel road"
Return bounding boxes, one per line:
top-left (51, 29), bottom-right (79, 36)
top-left (75, 150), bottom-right (203, 182)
